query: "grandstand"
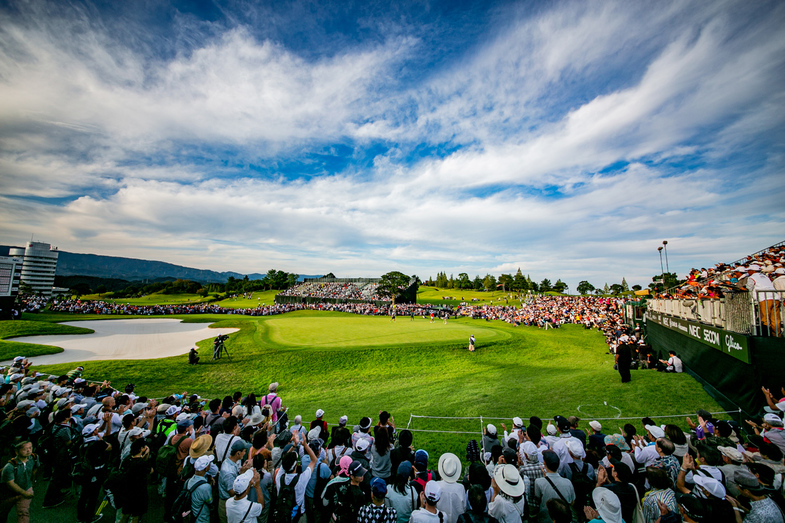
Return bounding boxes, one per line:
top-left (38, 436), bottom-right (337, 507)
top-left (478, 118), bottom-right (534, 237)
top-left (275, 277), bottom-right (417, 306)
top-left (641, 240), bottom-right (785, 416)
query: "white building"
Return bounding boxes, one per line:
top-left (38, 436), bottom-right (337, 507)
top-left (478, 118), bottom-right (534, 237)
top-left (9, 241), bottom-right (59, 297)
top-left (0, 256), bottom-right (23, 297)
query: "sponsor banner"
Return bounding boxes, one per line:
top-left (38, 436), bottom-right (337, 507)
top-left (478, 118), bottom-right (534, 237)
top-left (647, 311), bottom-right (750, 364)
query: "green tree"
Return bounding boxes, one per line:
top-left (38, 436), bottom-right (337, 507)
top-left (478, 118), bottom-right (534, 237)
top-left (458, 273), bottom-right (471, 290)
top-left (648, 272), bottom-right (680, 293)
top-left (323, 272), bottom-right (336, 279)
top-left (576, 281), bottom-right (595, 295)
top-left (483, 274), bottom-right (497, 291)
top-left (610, 283), bottom-right (624, 295)
top-left (377, 271), bottom-right (411, 306)
top-left (540, 279), bottom-right (552, 292)
top-left (632, 284), bottom-right (642, 291)
top-left (621, 277), bottom-right (629, 292)
top-left (513, 268), bottom-right (526, 291)
top-left (498, 274), bottom-right (513, 291)
top-left (603, 283), bottom-right (609, 294)
top-left (448, 274), bottom-right (454, 289)
top-left (70, 283), bottom-right (91, 298)
top-left (553, 279), bottom-right (568, 293)
top-left (472, 275), bottom-right (483, 290)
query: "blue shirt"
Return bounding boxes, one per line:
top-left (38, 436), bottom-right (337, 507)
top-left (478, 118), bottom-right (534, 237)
top-left (219, 459), bottom-right (241, 500)
top-left (301, 455), bottom-right (331, 498)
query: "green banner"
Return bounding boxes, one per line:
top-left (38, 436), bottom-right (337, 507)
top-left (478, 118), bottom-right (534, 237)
top-left (647, 311), bottom-right (751, 364)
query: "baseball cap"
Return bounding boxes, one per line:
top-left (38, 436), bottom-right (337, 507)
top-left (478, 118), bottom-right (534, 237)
top-left (233, 469), bottom-right (254, 493)
top-left (194, 455), bottom-right (214, 472)
top-left (693, 475), bottom-right (726, 499)
top-left (315, 409), bottom-right (325, 418)
top-left (512, 417), bottom-right (523, 428)
top-left (486, 423), bottom-right (497, 435)
top-left (645, 425), bottom-right (665, 438)
top-left (165, 405), bottom-right (181, 417)
top-left (355, 438), bottom-right (370, 452)
top-left (414, 449), bottom-right (429, 467)
top-left (349, 460), bottom-right (367, 477)
top-left (371, 477), bottom-right (387, 496)
top-left (589, 421), bottom-right (602, 432)
top-left (424, 481), bottom-right (441, 503)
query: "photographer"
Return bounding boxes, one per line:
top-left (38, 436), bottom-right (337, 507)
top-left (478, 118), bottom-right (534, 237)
top-left (189, 347), bottom-right (200, 365)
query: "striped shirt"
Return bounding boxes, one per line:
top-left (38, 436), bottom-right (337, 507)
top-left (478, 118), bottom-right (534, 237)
top-left (642, 488), bottom-right (677, 523)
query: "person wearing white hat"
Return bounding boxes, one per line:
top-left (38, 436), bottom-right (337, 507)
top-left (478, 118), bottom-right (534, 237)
top-left (310, 408), bottom-right (329, 443)
top-left (584, 487), bottom-right (623, 523)
top-left (632, 426), bottom-right (664, 467)
top-left (227, 468), bottom-right (264, 523)
top-left (184, 455), bottom-right (216, 523)
top-left (410, 481), bottom-right (446, 523)
top-left (489, 464), bottom-right (526, 523)
top-left (435, 453), bottom-right (466, 523)
top-left (482, 424), bottom-right (500, 454)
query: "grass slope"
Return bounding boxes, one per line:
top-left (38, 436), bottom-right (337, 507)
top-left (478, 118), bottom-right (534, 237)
top-left (78, 293), bottom-right (210, 305)
top-left (0, 320), bottom-right (94, 360)
top-left (215, 290), bottom-right (280, 308)
top-left (416, 287), bottom-right (522, 307)
top-left (16, 312), bottom-right (723, 457)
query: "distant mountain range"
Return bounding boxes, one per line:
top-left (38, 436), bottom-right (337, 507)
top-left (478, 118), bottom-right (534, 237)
top-left (0, 246), bottom-right (318, 283)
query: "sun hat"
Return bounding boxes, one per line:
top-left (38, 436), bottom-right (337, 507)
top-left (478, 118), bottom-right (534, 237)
top-left (438, 453), bottom-right (462, 483)
top-left (424, 481), bottom-right (442, 503)
top-left (717, 446), bottom-right (743, 462)
top-left (566, 439), bottom-right (585, 459)
top-left (645, 425), bottom-right (665, 438)
top-left (371, 477), bottom-right (387, 497)
top-left (693, 475), bottom-right (726, 499)
top-left (315, 409), bottom-right (324, 418)
top-left (589, 421), bottom-right (602, 432)
top-left (233, 469), bottom-right (254, 493)
top-left (592, 488), bottom-right (623, 523)
top-left (308, 427), bottom-right (321, 441)
top-left (194, 455), bottom-right (214, 472)
top-left (176, 412), bottom-right (192, 423)
top-left (249, 411), bottom-right (264, 426)
top-left (189, 435), bottom-right (213, 458)
top-left (604, 434), bottom-right (630, 451)
top-left (494, 464), bottom-right (525, 497)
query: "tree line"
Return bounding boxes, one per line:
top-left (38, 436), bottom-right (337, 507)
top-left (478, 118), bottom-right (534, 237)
top-left (426, 268), bottom-right (568, 293)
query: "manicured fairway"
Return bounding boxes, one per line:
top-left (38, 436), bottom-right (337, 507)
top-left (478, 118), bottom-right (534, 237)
top-left (11, 311), bottom-right (726, 458)
top-left (263, 314), bottom-right (504, 348)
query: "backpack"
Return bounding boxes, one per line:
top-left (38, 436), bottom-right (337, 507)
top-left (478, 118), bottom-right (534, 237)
top-left (312, 463), bottom-right (330, 509)
top-left (171, 477), bottom-right (208, 523)
top-left (39, 424), bottom-right (77, 464)
top-left (155, 434), bottom-right (186, 477)
top-left (272, 471), bottom-right (301, 523)
top-left (568, 462), bottom-right (594, 511)
top-left (179, 457), bottom-right (196, 483)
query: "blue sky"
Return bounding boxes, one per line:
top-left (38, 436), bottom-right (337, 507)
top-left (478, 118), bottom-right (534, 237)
top-left (0, 0), bottom-right (783, 290)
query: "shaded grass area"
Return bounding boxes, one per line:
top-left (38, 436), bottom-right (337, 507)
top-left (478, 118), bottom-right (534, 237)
top-left (0, 320), bottom-right (94, 360)
top-left (18, 311), bottom-right (724, 458)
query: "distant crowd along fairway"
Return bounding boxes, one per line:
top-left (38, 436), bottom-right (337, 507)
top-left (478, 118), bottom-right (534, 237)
top-left (77, 292), bottom-right (211, 306)
top-left (24, 310), bottom-right (723, 459)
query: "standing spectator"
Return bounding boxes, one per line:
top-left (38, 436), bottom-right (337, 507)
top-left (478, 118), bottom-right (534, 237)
top-left (615, 341), bottom-right (632, 383)
top-left (1, 441), bottom-right (36, 523)
top-left (311, 409), bottom-right (330, 443)
top-left (488, 465), bottom-right (526, 523)
top-left (587, 421), bottom-right (606, 453)
top-left (384, 461), bottom-right (416, 523)
top-left (390, 430), bottom-right (414, 474)
top-left (42, 409), bottom-right (78, 508)
top-left (120, 438), bottom-right (153, 523)
top-left (219, 439), bottom-right (252, 523)
top-left (436, 453), bottom-right (466, 523)
top-left (533, 451), bottom-right (575, 523)
top-left (410, 481), bottom-right (447, 523)
top-left (457, 485), bottom-right (499, 523)
top-left (273, 432), bottom-right (319, 522)
top-left (358, 478), bottom-right (397, 523)
top-left (261, 383), bottom-right (282, 424)
top-left (186, 455), bottom-right (215, 523)
top-left (76, 424), bottom-right (112, 523)
top-left (226, 468), bottom-right (264, 523)
top-left (371, 426), bottom-right (393, 483)
top-left (332, 460), bottom-right (369, 523)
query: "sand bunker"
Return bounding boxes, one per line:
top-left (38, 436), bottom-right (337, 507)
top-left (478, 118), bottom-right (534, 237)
top-left (7, 318), bottom-right (238, 365)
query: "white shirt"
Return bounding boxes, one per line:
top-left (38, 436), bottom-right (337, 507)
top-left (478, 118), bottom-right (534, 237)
top-left (634, 442), bottom-right (660, 467)
top-left (409, 508), bottom-right (447, 523)
top-left (226, 496), bottom-right (263, 523)
top-left (215, 433), bottom-right (239, 463)
top-left (668, 356), bottom-right (683, 373)
top-left (488, 494), bottom-right (525, 523)
top-left (435, 481), bottom-right (466, 523)
top-left (748, 273), bottom-right (775, 303)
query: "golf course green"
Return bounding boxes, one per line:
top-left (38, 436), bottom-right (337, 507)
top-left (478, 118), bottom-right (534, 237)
top-left (5, 310), bottom-right (724, 457)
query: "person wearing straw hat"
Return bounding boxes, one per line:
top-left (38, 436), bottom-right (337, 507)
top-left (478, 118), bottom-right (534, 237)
top-left (583, 487), bottom-right (623, 523)
top-left (489, 464), bottom-right (526, 523)
top-left (436, 453), bottom-right (466, 523)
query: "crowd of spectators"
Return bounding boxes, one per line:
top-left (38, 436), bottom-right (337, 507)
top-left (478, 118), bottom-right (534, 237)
top-left (657, 244), bottom-right (785, 301)
top-left (1, 357), bottom-right (784, 523)
top-left (279, 282), bottom-right (385, 302)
